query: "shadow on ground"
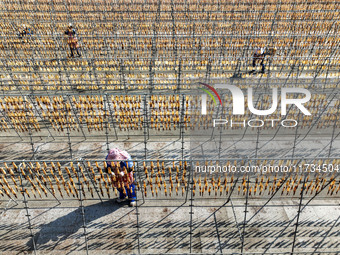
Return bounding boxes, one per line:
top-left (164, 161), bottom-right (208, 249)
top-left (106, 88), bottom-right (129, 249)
top-left (27, 200), bottom-right (122, 251)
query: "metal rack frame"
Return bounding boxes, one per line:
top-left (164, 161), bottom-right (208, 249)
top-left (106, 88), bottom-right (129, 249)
top-left (0, 0), bottom-right (339, 253)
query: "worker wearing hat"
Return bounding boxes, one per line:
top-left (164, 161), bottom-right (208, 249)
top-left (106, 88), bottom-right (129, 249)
top-left (18, 24), bottom-right (32, 41)
top-left (252, 47), bottom-right (266, 73)
top-left (64, 23), bottom-right (81, 58)
top-left (106, 148), bottom-right (136, 206)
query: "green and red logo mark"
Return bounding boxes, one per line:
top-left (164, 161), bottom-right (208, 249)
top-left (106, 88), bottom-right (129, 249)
top-left (199, 82), bottom-right (222, 114)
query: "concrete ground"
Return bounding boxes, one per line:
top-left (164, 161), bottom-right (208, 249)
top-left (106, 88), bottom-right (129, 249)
top-left (0, 198), bottom-right (340, 254)
top-left (0, 130), bottom-right (337, 161)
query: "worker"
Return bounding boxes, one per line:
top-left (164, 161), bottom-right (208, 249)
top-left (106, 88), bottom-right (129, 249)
top-left (18, 24), bottom-right (32, 41)
top-left (106, 148), bottom-right (136, 207)
top-left (252, 47), bottom-right (266, 73)
top-left (64, 23), bottom-right (81, 58)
